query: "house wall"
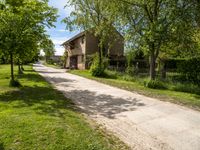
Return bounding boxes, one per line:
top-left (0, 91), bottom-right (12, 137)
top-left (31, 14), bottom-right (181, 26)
top-left (68, 36), bottom-right (86, 56)
top-left (65, 35), bottom-right (86, 69)
top-left (77, 55), bottom-right (85, 70)
top-left (85, 32), bottom-right (124, 56)
top-left (66, 56), bottom-right (70, 68)
top-left (64, 30), bottom-right (124, 70)
top-left (85, 32), bottom-right (99, 55)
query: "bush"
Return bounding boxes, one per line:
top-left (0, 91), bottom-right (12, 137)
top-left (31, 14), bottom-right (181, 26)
top-left (144, 80), bottom-right (167, 89)
top-left (89, 53), bottom-right (108, 77)
top-left (177, 57), bottom-right (200, 85)
top-left (103, 70), bottom-right (118, 79)
top-left (9, 79), bottom-right (21, 87)
top-left (172, 83), bottom-right (200, 95)
top-left (125, 65), bottom-right (135, 76)
top-left (121, 74), bottom-right (135, 82)
top-left (165, 59), bottom-right (186, 70)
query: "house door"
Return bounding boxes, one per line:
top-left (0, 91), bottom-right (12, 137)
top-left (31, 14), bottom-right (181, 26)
top-left (70, 56), bottom-right (78, 69)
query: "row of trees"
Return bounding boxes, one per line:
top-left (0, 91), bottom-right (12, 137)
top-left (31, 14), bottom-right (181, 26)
top-left (65, 0), bottom-right (200, 80)
top-left (0, 0), bottom-right (57, 86)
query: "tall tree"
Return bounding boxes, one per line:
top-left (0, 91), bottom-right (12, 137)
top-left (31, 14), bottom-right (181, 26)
top-left (0, 0), bottom-right (57, 85)
top-left (41, 37), bottom-right (55, 62)
top-left (110, 0), bottom-right (196, 80)
top-left (64, 0), bottom-right (117, 66)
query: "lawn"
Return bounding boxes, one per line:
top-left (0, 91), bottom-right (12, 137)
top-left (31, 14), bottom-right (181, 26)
top-left (0, 65), bottom-right (127, 150)
top-left (70, 70), bottom-right (200, 111)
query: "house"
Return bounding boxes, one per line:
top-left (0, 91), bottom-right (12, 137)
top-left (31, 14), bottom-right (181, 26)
top-left (62, 30), bottom-right (124, 70)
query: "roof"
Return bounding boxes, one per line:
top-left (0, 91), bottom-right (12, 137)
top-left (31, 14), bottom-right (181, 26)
top-left (61, 28), bottom-right (124, 46)
top-left (62, 31), bottom-right (86, 46)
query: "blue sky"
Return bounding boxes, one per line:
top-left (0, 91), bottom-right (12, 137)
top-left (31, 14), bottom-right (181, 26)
top-left (46, 0), bottom-right (79, 56)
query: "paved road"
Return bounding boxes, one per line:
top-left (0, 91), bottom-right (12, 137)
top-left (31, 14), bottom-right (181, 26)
top-left (34, 64), bottom-right (200, 150)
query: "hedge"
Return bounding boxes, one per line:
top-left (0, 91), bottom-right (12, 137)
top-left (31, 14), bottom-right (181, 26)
top-left (177, 57), bottom-right (200, 85)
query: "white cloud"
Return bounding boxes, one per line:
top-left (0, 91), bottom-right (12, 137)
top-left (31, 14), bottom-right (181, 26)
top-left (51, 31), bottom-right (80, 45)
top-left (52, 39), bottom-right (66, 45)
top-left (57, 29), bottom-right (66, 32)
top-left (51, 37), bottom-right (68, 56)
top-left (51, 35), bottom-right (72, 45)
top-left (55, 47), bottom-right (65, 56)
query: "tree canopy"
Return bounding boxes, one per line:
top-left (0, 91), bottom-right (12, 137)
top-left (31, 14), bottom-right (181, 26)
top-left (0, 0), bottom-right (57, 85)
top-left (64, 0), bottom-right (200, 80)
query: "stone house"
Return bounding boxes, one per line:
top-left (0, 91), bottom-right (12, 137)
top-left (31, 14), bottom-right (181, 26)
top-left (62, 30), bottom-right (124, 70)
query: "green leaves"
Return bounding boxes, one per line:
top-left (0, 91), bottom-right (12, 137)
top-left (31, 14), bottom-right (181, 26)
top-left (0, 0), bottom-right (57, 56)
top-left (41, 37), bottom-right (55, 57)
top-left (64, 0), bottom-right (117, 47)
top-left (0, 0), bottom-right (57, 80)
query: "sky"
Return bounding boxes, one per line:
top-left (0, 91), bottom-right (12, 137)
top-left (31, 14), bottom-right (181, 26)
top-left (46, 0), bottom-right (79, 56)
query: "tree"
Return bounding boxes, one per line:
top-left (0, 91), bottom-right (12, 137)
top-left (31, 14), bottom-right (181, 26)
top-left (64, 0), bottom-right (118, 68)
top-left (0, 0), bottom-right (57, 85)
top-left (62, 50), bottom-right (68, 68)
top-left (15, 29), bottom-right (42, 74)
top-left (41, 37), bottom-right (55, 62)
top-left (110, 0), bottom-right (197, 80)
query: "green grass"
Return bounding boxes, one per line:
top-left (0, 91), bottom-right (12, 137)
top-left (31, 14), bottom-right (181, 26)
top-left (0, 65), bottom-right (127, 150)
top-left (69, 70), bottom-right (200, 110)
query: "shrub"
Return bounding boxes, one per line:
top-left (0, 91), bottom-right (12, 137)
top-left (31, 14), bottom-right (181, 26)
top-left (121, 74), bottom-right (135, 82)
top-left (9, 79), bottom-right (21, 87)
top-left (144, 80), bottom-right (167, 89)
top-left (125, 65), bottom-right (135, 76)
top-left (172, 83), bottom-right (200, 95)
top-left (103, 70), bottom-right (118, 79)
top-left (89, 53), bottom-right (108, 77)
top-left (177, 57), bottom-right (200, 85)
top-left (165, 59), bottom-right (186, 70)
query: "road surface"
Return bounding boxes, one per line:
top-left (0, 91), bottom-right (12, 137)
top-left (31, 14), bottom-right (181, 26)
top-left (34, 64), bottom-right (200, 150)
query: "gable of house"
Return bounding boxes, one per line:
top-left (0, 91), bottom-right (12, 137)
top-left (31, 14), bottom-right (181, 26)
top-left (62, 29), bottom-right (124, 57)
top-left (63, 33), bottom-right (86, 56)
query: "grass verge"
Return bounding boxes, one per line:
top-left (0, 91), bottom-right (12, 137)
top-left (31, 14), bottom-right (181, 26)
top-left (69, 70), bottom-right (200, 111)
top-left (0, 65), bottom-right (128, 150)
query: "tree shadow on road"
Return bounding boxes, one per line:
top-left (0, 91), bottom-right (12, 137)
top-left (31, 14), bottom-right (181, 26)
top-left (0, 64), bottom-right (145, 120)
top-left (59, 89), bottom-right (145, 119)
top-left (0, 83), bottom-right (145, 119)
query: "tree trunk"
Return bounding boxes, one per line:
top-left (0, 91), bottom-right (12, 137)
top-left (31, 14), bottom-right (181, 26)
top-left (17, 59), bottom-right (23, 74)
top-left (21, 64), bottom-right (24, 71)
top-left (97, 39), bottom-right (102, 66)
top-left (10, 53), bottom-right (14, 81)
top-left (18, 64), bottom-right (23, 74)
top-left (98, 48), bottom-right (102, 68)
top-left (161, 62), bottom-right (166, 79)
top-left (150, 52), bottom-right (156, 80)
